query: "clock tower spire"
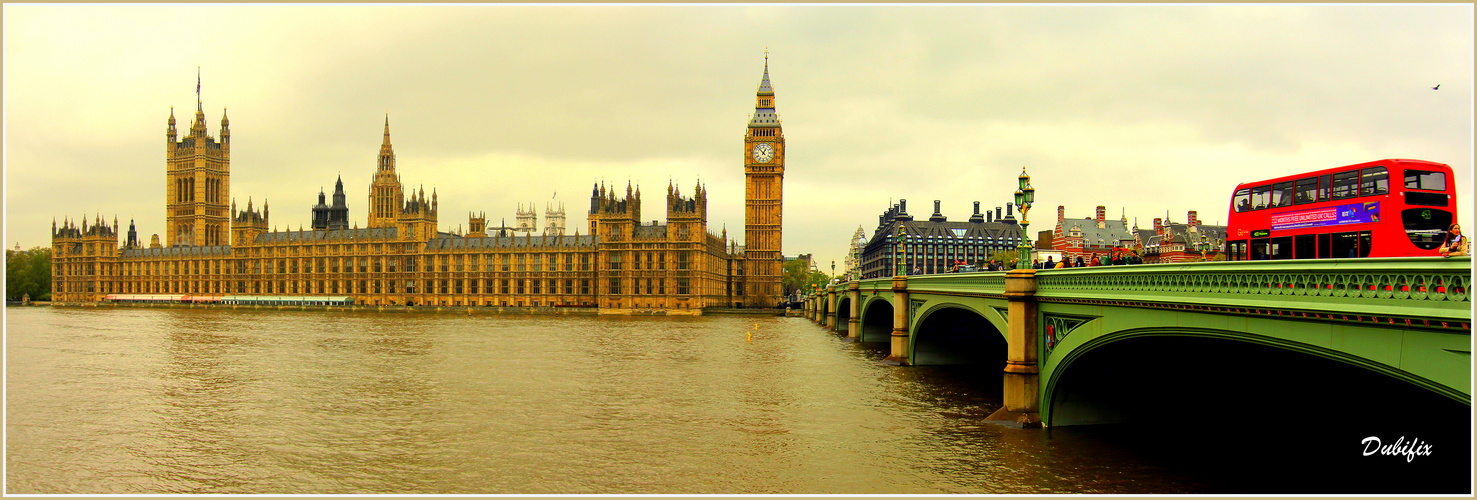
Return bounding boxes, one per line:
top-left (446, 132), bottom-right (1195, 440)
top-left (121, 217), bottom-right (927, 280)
top-left (743, 49), bottom-right (784, 308)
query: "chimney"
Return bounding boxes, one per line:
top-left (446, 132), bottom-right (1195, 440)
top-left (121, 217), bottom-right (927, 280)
top-left (1153, 218), bottom-right (1163, 234)
top-left (1096, 205), bottom-right (1106, 222)
top-left (995, 207), bottom-right (1002, 221)
top-left (969, 202), bottom-right (984, 223)
top-left (1188, 210), bottom-right (1199, 226)
top-left (987, 210), bottom-right (993, 223)
top-left (1006, 203), bottom-right (1014, 217)
top-left (1057, 205), bottom-right (1066, 223)
top-left (929, 200), bottom-right (945, 222)
top-left (899, 199), bottom-right (908, 215)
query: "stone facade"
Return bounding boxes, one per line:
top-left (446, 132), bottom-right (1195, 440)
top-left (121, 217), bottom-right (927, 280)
top-left (51, 58), bottom-right (782, 312)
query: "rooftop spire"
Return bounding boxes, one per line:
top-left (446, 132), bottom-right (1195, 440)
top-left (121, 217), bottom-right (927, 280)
top-left (757, 48), bottom-right (774, 96)
top-left (378, 113), bottom-right (396, 172)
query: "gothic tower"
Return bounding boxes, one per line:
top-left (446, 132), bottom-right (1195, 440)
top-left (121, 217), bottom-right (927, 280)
top-left (165, 73), bottom-right (230, 247)
top-left (544, 201), bottom-right (566, 237)
top-left (743, 51), bottom-right (785, 308)
top-left (667, 181), bottom-right (707, 241)
top-left (368, 115), bottom-right (405, 229)
top-left (515, 202), bottom-right (538, 235)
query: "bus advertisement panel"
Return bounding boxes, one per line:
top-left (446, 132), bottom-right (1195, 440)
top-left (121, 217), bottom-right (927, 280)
top-left (1269, 201), bottom-right (1379, 231)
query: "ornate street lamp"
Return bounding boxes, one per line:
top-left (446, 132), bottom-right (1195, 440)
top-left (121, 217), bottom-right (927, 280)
top-left (1013, 167), bottom-right (1035, 269)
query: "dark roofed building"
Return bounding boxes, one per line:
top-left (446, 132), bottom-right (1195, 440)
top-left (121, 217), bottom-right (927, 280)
top-left (859, 199), bottom-right (1024, 278)
top-left (1135, 211), bottom-right (1228, 263)
top-left (1053, 205), bottom-right (1135, 265)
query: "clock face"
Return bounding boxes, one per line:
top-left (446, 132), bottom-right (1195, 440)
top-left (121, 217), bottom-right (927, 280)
top-left (752, 142), bottom-right (774, 163)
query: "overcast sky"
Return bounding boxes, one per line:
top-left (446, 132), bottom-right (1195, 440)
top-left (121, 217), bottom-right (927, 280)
top-left (5, 4), bottom-right (1472, 272)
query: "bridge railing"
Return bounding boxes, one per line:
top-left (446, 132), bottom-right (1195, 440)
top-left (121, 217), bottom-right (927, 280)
top-left (848, 271), bottom-right (1010, 296)
top-left (1033, 257), bottom-right (1470, 322)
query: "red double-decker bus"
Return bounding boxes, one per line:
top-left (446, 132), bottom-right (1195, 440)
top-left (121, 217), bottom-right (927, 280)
top-left (1225, 159), bottom-right (1458, 260)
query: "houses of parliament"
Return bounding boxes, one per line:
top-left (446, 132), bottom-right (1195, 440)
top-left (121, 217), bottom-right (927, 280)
top-left (50, 57), bottom-right (787, 312)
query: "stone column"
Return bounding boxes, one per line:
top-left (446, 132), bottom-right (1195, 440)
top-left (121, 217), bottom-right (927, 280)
top-left (884, 276), bottom-right (909, 365)
top-left (825, 284), bottom-right (838, 330)
top-left (847, 282), bottom-right (861, 340)
top-left (1001, 269), bottom-right (1041, 427)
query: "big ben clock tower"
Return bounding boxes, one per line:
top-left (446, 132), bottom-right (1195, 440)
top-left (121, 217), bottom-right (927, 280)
top-left (744, 51), bottom-right (784, 308)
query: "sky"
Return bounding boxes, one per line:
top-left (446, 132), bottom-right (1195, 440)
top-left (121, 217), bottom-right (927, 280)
top-left (4, 4), bottom-right (1472, 273)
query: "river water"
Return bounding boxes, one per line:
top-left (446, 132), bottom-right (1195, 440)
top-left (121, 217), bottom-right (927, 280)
top-left (4, 307), bottom-right (1468, 494)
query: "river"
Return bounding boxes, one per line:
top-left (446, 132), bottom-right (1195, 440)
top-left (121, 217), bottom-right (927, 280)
top-left (4, 307), bottom-right (1467, 494)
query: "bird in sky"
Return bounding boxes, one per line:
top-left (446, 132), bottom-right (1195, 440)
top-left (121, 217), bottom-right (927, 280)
top-left (1432, 84), bottom-right (1441, 90)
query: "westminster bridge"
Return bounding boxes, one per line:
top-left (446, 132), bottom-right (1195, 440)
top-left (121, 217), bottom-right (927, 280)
top-left (802, 257), bottom-right (1471, 427)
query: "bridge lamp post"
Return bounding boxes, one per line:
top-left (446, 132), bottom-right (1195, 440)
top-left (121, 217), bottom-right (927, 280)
top-left (1013, 167), bottom-right (1035, 270)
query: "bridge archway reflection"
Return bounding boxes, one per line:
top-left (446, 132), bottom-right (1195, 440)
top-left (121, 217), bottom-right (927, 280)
top-left (859, 298), bottom-right (892, 343)
top-left (1045, 331), bottom-right (1470, 492)
top-left (911, 306), bottom-right (1006, 368)
top-left (835, 297), bottom-right (851, 334)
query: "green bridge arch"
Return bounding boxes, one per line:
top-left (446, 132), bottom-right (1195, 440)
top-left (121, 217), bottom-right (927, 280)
top-left (805, 257), bottom-right (1471, 427)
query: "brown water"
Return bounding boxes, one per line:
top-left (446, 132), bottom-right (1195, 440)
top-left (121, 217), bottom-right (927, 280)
top-left (3, 306), bottom-right (1458, 494)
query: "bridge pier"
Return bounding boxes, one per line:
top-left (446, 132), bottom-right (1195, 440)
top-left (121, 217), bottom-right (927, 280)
top-left (884, 276), bottom-right (910, 365)
top-left (826, 285), bottom-right (838, 330)
top-left (847, 282), bottom-right (861, 340)
top-left (990, 269), bottom-right (1041, 427)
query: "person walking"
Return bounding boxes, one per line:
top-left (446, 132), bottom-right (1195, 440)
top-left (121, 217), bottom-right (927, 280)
top-left (1075, 256), bottom-right (1085, 268)
top-left (1044, 256), bottom-right (1054, 269)
top-left (1439, 223), bottom-right (1468, 257)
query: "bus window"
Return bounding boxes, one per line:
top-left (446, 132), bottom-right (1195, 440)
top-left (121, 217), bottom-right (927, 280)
top-left (1294, 177), bottom-right (1318, 204)
top-left (1251, 185), bottom-right (1271, 210)
top-left (1269, 237), bottom-right (1293, 259)
top-left (1233, 188), bottom-right (1252, 212)
top-left (1250, 239), bottom-right (1269, 260)
top-left (1317, 233), bottom-right (1332, 258)
top-left (1360, 166), bottom-right (1388, 196)
top-left (1404, 169), bottom-right (1447, 191)
top-left (1228, 240), bottom-right (1247, 261)
top-left (1332, 232), bottom-right (1359, 258)
top-left (1318, 174), bottom-right (1331, 202)
top-left (1331, 171), bottom-right (1360, 200)
top-left (1294, 234), bottom-right (1315, 259)
top-left (1270, 181), bottom-right (1295, 208)
top-left (1358, 231), bottom-right (1372, 257)
top-left (1401, 208), bottom-right (1453, 250)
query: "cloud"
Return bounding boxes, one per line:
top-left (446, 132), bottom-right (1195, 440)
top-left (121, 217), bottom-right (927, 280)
top-left (4, 4), bottom-right (1471, 273)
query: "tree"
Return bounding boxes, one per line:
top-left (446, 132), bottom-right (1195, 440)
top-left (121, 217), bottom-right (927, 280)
top-left (6, 247), bottom-right (51, 301)
top-left (782, 258), bottom-right (835, 297)
top-left (781, 258), bottom-right (812, 296)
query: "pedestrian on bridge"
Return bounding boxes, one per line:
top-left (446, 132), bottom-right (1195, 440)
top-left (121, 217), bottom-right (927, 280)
top-left (1439, 224), bottom-right (1467, 257)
